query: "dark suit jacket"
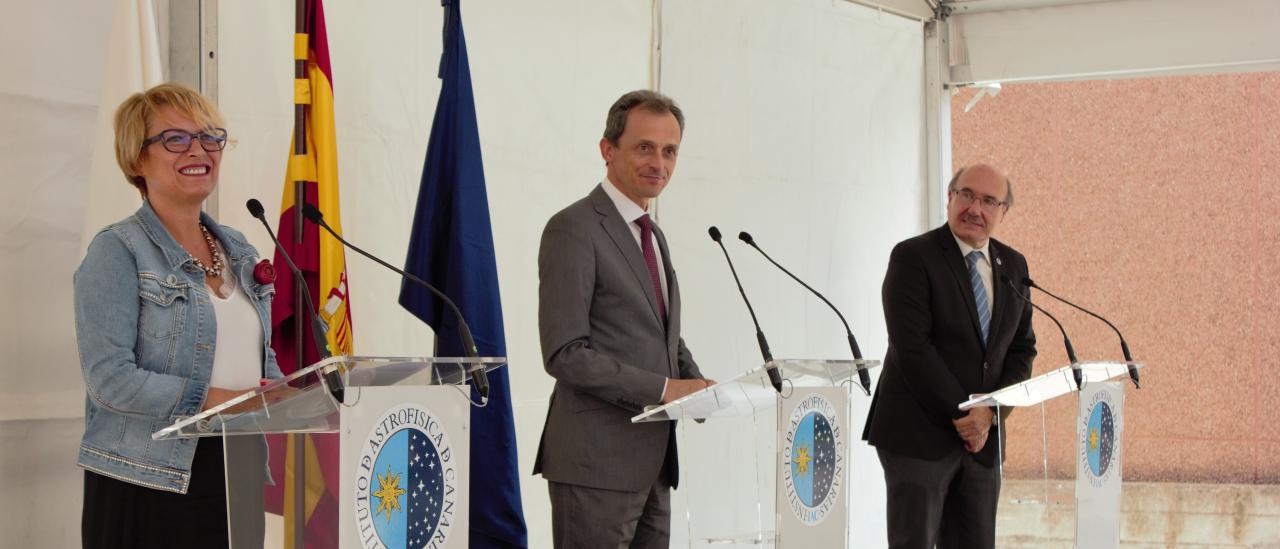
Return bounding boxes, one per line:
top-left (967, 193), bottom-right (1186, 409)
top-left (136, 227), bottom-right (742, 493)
top-left (533, 184), bottom-right (703, 492)
top-left (862, 225), bottom-right (1036, 466)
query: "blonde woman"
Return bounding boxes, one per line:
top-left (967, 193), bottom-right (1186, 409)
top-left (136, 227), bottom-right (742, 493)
top-left (74, 83), bottom-right (280, 548)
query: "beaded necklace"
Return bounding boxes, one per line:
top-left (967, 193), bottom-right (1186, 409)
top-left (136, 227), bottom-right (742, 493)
top-left (190, 223), bottom-right (224, 277)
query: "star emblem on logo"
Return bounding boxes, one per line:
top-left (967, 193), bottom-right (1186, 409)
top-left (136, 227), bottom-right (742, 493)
top-left (373, 465), bottom-right (407, 523)
top-left (794, 444), bottom-right (812, 477)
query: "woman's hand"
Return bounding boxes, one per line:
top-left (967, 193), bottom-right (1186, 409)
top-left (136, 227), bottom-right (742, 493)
top-left (202, 384), bottom-right (304, 414)
top-left (202, 387), bottom-right (255, 413)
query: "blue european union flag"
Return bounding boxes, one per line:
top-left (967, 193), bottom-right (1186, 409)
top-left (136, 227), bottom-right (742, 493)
top-left (398, 1), bottom-right (527, 546)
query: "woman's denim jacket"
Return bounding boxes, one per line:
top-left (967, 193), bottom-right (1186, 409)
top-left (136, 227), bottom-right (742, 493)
top-left (74, 201), bottom-right (281, 493)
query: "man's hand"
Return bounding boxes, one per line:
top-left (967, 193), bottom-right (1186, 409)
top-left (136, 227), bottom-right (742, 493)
top-left (963, 429), bottom-right (989, 453)
top-left (661, 378), bottom-right (711, 404)
top-left (952, 407), bottom-right (994, 453)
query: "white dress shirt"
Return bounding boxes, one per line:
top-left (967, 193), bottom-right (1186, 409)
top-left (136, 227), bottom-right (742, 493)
top-left (600, 180), bottom-right (669, 300)
top-left (602, 180), bottom-right (674, 400)
top-left (953, 233), bottom-right (993, 318)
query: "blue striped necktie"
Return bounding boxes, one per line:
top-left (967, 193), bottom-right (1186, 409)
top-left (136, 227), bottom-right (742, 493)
top-left (966, 250), bottom-right (990, 344)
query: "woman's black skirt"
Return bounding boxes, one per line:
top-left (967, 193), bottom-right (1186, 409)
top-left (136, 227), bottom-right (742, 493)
top-left (82, 437), bottom-right (229, 549)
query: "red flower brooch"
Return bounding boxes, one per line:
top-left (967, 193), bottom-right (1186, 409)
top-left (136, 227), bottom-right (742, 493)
top-left (253, 260), bottom-right (277, 284)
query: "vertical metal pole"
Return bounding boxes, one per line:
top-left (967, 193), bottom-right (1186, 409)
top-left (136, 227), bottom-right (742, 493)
top-left (923, 19), bottom-right (953, 228)
top-left (165, 0), bottom-right (194, 90)
top-left (166, 0), bottom-right (220, 217)
top-left (200, 0), bottom-right (219, 218)
top-left (292, 1), bottom-right (308, 547)
top-left (648, 0), bottom-right (663, 221)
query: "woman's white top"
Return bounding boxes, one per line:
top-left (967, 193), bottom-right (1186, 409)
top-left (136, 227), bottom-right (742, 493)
top-left (207, 265), bottom-right (265, 390)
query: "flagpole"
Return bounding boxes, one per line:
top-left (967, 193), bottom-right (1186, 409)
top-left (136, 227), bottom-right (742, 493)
top-left (291, 0), bottom-right (308, 547)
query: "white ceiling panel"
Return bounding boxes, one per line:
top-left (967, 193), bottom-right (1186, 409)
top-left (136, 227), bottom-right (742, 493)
top-left (947, 0), bottom-right (1280, 85)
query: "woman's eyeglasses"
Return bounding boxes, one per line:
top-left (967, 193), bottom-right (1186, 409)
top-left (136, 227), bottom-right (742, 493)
top-left (141, 128), bottom-right (228, 153)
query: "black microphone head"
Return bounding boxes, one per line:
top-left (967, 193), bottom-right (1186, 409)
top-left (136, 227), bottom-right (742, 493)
top-left (708, 226), bottom-right (722, 242)
top-left (738, 231), bottom-right (754, 245)
top-left (1006, 276), bottom-right (1026, 297)
top-left (302, 203), bottom-right (324, 225)
top-left (246, 199), bottom-right (265, 219)
top-left (1021, 276), bottom-right (1035, 287)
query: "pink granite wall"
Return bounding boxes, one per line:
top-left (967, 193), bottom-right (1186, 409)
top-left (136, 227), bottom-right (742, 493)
top-left (951, 73), bottom-right (1280, 483)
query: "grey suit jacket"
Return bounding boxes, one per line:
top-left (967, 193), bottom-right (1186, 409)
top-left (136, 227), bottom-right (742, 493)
top-left (532, 184), bottom-right (703, 492)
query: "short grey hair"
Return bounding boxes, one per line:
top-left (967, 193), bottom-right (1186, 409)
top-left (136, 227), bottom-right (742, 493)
top-left (947, 166), bottom-right (1014, 209)
top-left (603, 90), bottom-right (685, 145)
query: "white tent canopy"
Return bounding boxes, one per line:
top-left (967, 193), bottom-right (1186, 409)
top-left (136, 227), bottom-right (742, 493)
top-left (858, 0), bottom-right (1280, 84)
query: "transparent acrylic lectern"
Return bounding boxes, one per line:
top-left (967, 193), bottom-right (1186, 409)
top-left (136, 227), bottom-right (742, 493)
top-left (632, 358), bottom-right (878, 548)
top-left (153, 355), bottom-right (506, 549)
top-left (959, 360), bottom-right (1144, 549)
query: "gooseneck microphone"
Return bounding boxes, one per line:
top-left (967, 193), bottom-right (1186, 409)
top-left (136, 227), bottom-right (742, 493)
top-left (1005, 277), bottom-right (1082, 390)
top-left (300, 204), bottom-right (488, 403)
top-left (245, 199), bottom-right (343, 403)
top-left (738, 231), bottom-right (871, 395)
top-left (1023, 277), bottom-right (1139, 389)
top-left (709, 226), bottom-right (782, 394)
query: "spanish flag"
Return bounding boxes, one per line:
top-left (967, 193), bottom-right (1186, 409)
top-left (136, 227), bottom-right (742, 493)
top-left (264, 0), bottom-right (350, 546)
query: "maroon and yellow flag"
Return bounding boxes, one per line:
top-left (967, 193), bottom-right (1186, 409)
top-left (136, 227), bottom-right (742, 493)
top-left (264, 1), bottom-right (350, 546)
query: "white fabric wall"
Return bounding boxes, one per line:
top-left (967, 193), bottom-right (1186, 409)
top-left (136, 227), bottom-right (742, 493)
top-left (657, 1), bottom-right (923, 545)
top-left (0, 2), bottom-right (116, 421)
top-left (0, 0), bottom-right (925, 546)
top-left (217, 1), bottom-right (657, 545)
top-left (0, 4), bottom-right (117, 546)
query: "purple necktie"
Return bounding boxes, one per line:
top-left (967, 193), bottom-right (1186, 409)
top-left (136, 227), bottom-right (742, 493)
top-left (635, 214), bottom-right (667, 320)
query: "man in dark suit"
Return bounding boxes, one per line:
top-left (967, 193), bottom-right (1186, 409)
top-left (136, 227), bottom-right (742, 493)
top-left (863, 164), bottom-right (1037, 548)
top-left (533, 90), bottom-right (712, 548)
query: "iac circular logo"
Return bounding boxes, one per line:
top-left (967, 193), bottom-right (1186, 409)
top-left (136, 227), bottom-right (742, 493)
top-left (355, 403), bottom-right (457, 549)
top-left (1079, 390), bottom-right (1117, 488)
top-left (782, 393), bottom-right (843, 526)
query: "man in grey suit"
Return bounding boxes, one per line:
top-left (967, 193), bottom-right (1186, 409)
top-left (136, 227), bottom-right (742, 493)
top-left (533, 90), bottom-right (712, 548)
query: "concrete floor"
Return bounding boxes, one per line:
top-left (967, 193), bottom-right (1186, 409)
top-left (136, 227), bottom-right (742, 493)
top-left (998, 479), bottom-right (1280, 548)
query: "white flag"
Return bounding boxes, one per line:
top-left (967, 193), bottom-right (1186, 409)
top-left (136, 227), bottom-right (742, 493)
top-left (81, 0), bottom-right (163, 251)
